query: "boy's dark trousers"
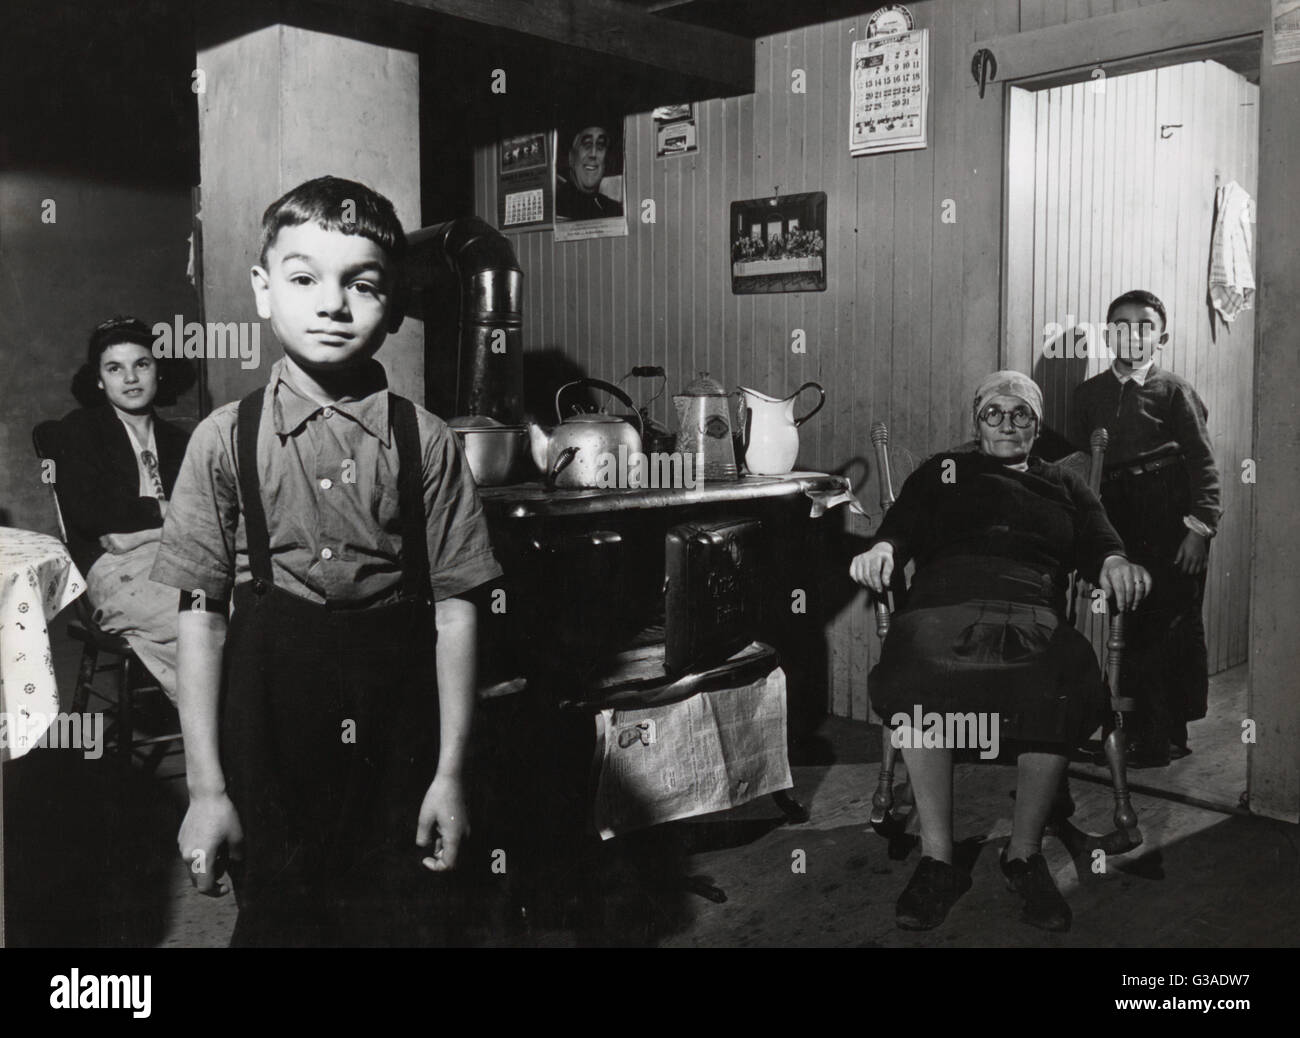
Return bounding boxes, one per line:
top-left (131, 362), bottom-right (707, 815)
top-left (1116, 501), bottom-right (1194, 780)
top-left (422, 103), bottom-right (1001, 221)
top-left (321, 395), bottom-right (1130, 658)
top-left (221, 387), bottom-right (453, 947)
top-left (1100, 460), bottom-right (1209, 758)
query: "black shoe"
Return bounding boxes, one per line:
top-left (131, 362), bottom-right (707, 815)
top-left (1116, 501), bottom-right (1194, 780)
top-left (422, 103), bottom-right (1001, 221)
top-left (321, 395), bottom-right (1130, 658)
top-left (1000, 851), bottom-right (1071, 932)
top-left (895, 856), bottom-right (971, 931)
top-left (1126, 745), bottom-right (1171, 768)
top-left (1169, 743), bottom-right (1192, 760)
top-left (1121, 735), bottom-right (1170, 768)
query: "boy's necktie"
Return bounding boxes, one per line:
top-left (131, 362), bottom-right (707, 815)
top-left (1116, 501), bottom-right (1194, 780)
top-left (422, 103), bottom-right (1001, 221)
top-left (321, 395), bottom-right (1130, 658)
top-left (141, 449), bottom-right (165, 499)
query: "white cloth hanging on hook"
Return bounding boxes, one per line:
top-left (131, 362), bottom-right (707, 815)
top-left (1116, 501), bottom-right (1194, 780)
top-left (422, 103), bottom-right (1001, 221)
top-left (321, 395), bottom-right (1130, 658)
top-left (1208, 180), bottom-right (1254, 325)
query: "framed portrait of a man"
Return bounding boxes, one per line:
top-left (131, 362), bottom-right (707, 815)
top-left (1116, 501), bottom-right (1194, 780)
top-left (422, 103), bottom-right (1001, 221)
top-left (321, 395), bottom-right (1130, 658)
top-left (554, 114), bottom-right (628, 241)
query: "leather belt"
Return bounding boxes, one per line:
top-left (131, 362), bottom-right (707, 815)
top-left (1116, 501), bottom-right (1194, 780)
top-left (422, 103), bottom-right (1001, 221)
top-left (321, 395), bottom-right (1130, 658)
top-left (1104, 453), bottom-right (1183, 481)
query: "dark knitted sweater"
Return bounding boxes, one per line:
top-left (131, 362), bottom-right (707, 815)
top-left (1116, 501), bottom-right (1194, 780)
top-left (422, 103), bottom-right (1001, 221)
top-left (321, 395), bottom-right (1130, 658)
top-left (1068, 365), bottom-right (1221, 532)
top-left (872, 451), bottom-right (1126, 595)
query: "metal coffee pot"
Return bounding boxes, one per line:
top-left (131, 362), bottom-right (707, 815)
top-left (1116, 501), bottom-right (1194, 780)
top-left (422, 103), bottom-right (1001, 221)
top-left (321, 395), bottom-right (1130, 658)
top-left (673, 372), bottom-right (738, 482)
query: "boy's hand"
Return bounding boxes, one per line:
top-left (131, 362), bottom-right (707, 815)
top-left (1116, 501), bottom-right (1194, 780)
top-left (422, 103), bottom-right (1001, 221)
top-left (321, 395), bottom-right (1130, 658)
top-left (1175, 530), bottom-right (1209, 575)
top-left (849, 542), bottom-right (894, 593)
top-left (416, 774), bottom-right (469, 872)
top-left (178, 793), bottom-right (243, 897)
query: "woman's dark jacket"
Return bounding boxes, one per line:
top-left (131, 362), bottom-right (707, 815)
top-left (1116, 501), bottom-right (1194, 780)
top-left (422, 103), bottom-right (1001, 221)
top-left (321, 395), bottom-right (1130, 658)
top-left (55, 405), bottom-right (190, 575)
top-left (872, 450), bottom-right (1126, 606)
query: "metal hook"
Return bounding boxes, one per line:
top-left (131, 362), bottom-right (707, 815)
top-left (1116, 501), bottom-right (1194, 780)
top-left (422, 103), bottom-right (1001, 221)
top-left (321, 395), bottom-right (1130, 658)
top-left (971, 48), bottom-right (997, 99)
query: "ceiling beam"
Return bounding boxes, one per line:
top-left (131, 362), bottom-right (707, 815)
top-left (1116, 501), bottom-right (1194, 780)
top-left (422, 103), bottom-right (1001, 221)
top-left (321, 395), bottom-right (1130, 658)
top-left (312, 0), bottom-right (754, 95)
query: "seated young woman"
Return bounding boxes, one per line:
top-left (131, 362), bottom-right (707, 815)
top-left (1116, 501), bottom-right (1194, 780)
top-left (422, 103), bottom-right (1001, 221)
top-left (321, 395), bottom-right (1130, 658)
top-left (58, 316), bottom-right (193, 702)
top-left (849, 370), bottom-right (1151, 933)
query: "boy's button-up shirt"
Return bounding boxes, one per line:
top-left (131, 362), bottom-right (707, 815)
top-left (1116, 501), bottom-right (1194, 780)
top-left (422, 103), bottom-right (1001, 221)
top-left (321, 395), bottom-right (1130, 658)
top-left (151, 358), bottom-right (502, 606)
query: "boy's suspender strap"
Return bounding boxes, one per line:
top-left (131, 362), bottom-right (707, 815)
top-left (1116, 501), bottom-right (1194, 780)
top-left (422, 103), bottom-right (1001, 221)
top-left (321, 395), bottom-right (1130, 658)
top-left (390, 394), bottom-right (433, 603)
top-left (236, 386), bottom-right (275, 587)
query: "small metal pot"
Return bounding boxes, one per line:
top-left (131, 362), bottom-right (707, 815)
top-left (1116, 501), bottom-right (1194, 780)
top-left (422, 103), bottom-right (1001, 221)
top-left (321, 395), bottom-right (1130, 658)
top-left (448, 415), bottom-right (528, 486)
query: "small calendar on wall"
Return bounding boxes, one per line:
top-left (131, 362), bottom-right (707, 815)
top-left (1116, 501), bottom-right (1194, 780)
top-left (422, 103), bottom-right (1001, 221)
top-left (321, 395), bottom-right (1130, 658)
top-left (496, 130), bottom-right (554, 232)
top-left (849, 28), bottom-right (929, 156)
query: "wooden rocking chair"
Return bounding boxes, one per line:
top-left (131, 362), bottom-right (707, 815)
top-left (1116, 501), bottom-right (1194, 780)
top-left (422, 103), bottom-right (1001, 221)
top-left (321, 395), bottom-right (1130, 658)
top-left (864, 421), bottom-right (1142, 855)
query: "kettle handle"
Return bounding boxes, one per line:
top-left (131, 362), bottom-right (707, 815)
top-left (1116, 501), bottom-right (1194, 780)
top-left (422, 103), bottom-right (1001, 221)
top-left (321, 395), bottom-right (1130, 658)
top-left (793, 381), bottom-right (826, 427)
top-left (545, 446), bottom-right (580, 492)
top-left (555, 378), bottom-right (644, 439)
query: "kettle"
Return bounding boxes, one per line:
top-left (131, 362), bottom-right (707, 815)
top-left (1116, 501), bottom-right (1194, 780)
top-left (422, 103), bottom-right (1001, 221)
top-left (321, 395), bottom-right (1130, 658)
top-left (527, 378), bottom-right (644, 490)
top-left (736, 382), bottom-right (825, 475)
top-left (673, 372), bottom-right (738, 482)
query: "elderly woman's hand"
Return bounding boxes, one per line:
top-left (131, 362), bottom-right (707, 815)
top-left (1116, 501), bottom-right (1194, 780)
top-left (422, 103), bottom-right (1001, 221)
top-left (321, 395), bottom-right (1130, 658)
top-left (850, 542), bottom-right (895, 593)
top-left (1098, 555), bottom-right (1152, 613)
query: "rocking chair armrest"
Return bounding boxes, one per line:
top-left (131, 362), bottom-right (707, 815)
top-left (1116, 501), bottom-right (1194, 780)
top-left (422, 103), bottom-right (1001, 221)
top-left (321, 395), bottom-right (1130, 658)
top-left (868, 587), bottom-right (893, 639)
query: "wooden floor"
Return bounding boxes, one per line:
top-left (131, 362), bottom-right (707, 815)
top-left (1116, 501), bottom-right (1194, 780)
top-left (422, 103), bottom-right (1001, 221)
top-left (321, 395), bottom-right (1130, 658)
top-left (6, 641), bottom-right (1292, 948)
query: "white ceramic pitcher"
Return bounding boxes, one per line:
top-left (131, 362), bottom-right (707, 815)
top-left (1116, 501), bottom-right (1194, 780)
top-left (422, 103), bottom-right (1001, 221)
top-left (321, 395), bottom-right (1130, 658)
top-left (736, 382), bottom-right (825, 475)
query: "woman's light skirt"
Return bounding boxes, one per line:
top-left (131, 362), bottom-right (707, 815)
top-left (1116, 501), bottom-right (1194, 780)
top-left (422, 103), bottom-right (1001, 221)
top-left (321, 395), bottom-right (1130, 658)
top-left (86, 541), bottom-right (178, 702)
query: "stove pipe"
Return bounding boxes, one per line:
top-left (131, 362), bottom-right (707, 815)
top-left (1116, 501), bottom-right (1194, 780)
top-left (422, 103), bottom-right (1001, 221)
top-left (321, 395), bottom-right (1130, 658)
top-left (407, 217), bottom-right (524, 424)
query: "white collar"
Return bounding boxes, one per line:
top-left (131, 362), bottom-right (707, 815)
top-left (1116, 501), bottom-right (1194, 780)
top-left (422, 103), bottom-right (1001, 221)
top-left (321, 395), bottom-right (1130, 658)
top-left (113, 408), bottom-right (156, 453)
top-left (1111, 359), bottom-right (1157, 386)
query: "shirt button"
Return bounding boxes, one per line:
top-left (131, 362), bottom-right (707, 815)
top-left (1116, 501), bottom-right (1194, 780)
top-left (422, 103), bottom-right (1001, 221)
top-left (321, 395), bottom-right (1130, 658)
top-left (320, 478), bottom-right (333, 490)
top-left (322, 407), bottom-right (334, 419)
top-left (320, 547), bottom-right (334, 561)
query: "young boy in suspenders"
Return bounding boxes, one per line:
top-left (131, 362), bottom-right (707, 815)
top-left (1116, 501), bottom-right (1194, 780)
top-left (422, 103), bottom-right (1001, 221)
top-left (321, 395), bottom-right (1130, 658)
top-left (152, 176), bottom-right (502, 945)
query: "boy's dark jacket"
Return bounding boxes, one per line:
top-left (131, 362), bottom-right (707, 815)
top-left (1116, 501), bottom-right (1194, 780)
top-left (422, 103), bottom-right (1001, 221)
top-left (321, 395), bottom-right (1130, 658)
top-left (55, 404), bottom-right (190, 574)
top-left (1069, 366), bottom-right (1221, 532)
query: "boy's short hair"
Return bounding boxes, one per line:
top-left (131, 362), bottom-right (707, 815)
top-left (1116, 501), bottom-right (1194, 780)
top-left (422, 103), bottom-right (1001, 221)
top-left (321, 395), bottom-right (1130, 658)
top-left (258, 175), bottom-right (407, 269)
top-left (1106, 289), bottom-right (1168, 331)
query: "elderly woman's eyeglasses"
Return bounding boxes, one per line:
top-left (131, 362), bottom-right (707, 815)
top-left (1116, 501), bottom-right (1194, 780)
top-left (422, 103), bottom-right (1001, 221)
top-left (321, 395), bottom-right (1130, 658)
top-left (978, 404), bottom-right (1037, 429)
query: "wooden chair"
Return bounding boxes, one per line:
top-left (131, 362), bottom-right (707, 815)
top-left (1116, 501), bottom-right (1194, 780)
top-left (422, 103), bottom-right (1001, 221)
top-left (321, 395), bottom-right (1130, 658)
top-left (865, 422), bottom-right (1142, 854)
top-left (32, 420), bottom-right (184, 774)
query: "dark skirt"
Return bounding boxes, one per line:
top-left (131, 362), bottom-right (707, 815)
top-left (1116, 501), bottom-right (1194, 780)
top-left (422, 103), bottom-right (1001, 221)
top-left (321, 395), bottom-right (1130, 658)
top-left (869, 555), bottom-right (1104, 748)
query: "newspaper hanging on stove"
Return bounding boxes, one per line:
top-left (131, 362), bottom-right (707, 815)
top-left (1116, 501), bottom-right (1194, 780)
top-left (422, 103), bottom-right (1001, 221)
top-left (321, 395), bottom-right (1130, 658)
top-left (849, 28), bottom-right (929, 156)
top-left (592, 663), bottom-right (792, 840)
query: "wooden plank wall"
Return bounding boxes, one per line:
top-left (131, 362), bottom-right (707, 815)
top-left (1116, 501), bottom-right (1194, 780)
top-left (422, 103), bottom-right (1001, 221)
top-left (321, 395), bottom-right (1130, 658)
top-left (1006, 61), bottom-right (1257, 674)
top-left (472, 0), bottom-right (1179, 719)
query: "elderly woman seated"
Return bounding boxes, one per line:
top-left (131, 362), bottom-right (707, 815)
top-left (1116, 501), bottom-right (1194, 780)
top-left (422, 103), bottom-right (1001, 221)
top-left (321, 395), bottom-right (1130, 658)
top-left (58, 316), bottom-right (193, 702)
top-left (850, 371), bottom-right (1150, 933)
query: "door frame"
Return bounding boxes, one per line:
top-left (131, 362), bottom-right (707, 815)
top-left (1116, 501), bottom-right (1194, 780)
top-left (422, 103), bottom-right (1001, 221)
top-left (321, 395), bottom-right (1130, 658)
top-left (956, 0), bottom-right (1297, 821)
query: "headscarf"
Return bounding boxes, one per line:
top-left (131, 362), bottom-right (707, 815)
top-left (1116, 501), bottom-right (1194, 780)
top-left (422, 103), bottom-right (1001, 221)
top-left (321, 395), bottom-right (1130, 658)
top-left (972, 370), bottom-right (1044, 432)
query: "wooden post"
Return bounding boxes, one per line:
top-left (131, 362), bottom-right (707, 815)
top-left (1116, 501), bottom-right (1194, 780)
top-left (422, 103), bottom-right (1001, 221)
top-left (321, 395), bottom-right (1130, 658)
top-left (1249, 17), bottom-right (1300, 822)
top-left (194, 3), bottom-right (424, 409)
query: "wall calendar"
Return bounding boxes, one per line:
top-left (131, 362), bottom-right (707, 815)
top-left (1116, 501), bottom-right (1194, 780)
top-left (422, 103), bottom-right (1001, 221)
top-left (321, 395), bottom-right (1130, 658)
top-left (849, 28), bottom-right (929, 156)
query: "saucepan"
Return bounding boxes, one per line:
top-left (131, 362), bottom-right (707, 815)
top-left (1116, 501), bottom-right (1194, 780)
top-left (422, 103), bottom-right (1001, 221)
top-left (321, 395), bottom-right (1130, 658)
top-left (448, 415), bottom-right (529, 486)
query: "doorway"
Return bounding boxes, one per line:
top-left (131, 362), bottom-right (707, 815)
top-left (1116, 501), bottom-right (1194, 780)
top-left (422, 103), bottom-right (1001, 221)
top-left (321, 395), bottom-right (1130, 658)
top-left (1004, 57), bottom-right (1260, 812)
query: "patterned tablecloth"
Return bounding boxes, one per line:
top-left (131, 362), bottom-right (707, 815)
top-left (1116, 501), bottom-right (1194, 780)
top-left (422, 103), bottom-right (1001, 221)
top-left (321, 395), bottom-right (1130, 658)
top-left (0, 528), bottom-right (85, 761)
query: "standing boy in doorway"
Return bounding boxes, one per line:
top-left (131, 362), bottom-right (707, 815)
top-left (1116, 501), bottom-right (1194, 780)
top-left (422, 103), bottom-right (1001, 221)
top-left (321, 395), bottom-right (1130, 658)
top-left (1070, 289), bottom-right (1221, 767)
top-left (152, 175), bottom-right (502, 945)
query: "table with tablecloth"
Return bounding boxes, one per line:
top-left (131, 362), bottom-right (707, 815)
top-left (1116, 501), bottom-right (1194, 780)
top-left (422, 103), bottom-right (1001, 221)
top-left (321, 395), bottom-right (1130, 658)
top-left (0, 528), bottom-right (85, 761)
